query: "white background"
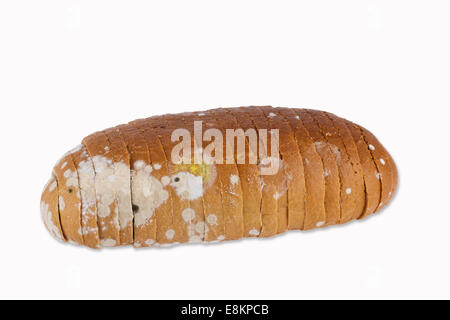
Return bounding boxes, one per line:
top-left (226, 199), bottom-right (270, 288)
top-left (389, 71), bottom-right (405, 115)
top-left (0, 0), bottom-right (449, 299)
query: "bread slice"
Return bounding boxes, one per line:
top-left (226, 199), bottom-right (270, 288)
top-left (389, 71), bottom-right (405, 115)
top-left (71, 146), bottom-right (101, 248)
top-left (346, 122), bottom-right (381, 218)
top-left (357, 124), bottom-right (397, 211)
top-left (202, 109), bottom-right (244, 240)
top-left (103, 127), bottom-right (133, 245)
top-left (117, 124), bottom-right (156, 247)
top-left (185, 111), bottom-right (227, 242)
top-left (157, 113), bottom-right (191, 243)
top-left (278, 108), bottom-right (326, 230)
top-left (235, 107), bottom-right (278, 237)
top-left (82, 132), bottom-right (121, 247)
top-left (132, 117), bottom-right (178, 245)
top-left (40, 175), bottom-right (65, 242)
top-left (52, 149), bottom-right (84, 245)
top-left (325, 112), bottom-right (365, 220)
top-left (271, 108), bottom-right (307, 230)
top-left (256, 106), bottom-right (288, 234)
top-left (226, 108), bottom-right (263, 238)
top-left (174, 113), bottom-right (207, 242)
top-left (180, 112), bottom-right (227, 242)
top-left (308, 111), bottom-right (359, 223)
top-left (299, 110), bottom-right (341, 226)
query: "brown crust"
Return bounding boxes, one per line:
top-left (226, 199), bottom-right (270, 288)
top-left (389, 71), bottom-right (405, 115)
top-left (71, 146), bottom-right (101, 248)
top-left (346, 122), bottom-right (381, 218)
top-left (52, 150), bottom-right (84, 245)
top-left (279, 108), bottom-right (326, 230)
top-left (300, 110), bottom-right (341, 226)
top-left (226, 108), bottom-right (263, 237)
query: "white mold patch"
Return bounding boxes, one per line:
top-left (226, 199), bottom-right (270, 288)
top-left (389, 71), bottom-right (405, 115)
top-left (165, 229), bottom-right (175, 240)
top-left (131, 163), bottom-right (169, 227)
top-left (346, 188), bottom-right (352, 195)
top-left (206, 214), bottom-right (218, 225)
top-left (77, 157), bottom-right (98, 235)
top-left (161, 176), bottom-right (170, 186)
top-left (92, 156), bottom-right (116, 218)
top-left (170, 171), bottom-right (203, 200)
top-left (230, 174), bottom-right (239, 186)
top-left (153, 163), bottom-right (161, 170)
top-left (328, 145), bottom-right (341, 162)
top-left (63, 169), bottom-right (78, 188)
top-left (316, 221), bottom-right (325, 227)
top-left (182, 208), bottom-right (196, 223)
top-left (195, 222), bottom-right (206, 234)
top-left (380, 158), bottom-right (386, 165)
top-left (58, 196), bottom-right (66, 211)
top-left (248, 228), bottom-right (260, 236)
top-left (49, 181), bottom-right (57, 192)
top-left (369, 144), bottom-right (375, 151)
top-left (100, 239), bottom-right (117, 247)
top-left (40, 201), bottom-right (64, 241)
top-left (268, 112), bottom-right (276, 117)
top-left (114, 162), bottom-right (133, 230)
top-left (189, 235), bottom-right (202, 243)
top-left (145, 239), bottom-right (155, 246)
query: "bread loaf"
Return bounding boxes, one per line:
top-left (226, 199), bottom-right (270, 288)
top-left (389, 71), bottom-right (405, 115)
top-left (40, 106), bottom-right (398, 249)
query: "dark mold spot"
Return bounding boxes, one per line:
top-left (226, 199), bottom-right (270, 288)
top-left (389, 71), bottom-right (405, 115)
top-left (132, 204), bottom-right (139, 213)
